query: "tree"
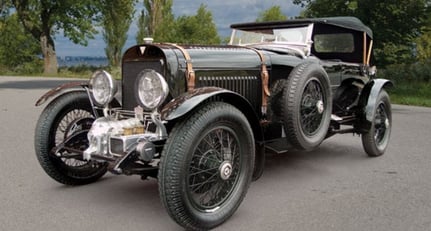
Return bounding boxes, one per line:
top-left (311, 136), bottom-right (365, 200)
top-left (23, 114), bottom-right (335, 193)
top-left (100, 0), bottom-right (136, 67)
top-left (173, 4), bottom-right (220, 44)
top-left (416, 32), bottom-right (431, 61)
top-left (256, 6), bottom-right (287, 22)
top-left (293, 0), bottom-right (431, 66)
top-left (416, 16), bottom-right (431, 61)
top-left (0, 13), bottom-right (41, 72)
top-left (1, 1), bottom-right (9, 16)
top-left (136, 0), bottom-right (175, 43)
top-left (12, 1), bottom-right (100, 74)
top-left (136, 9), bottom-right (150, 43)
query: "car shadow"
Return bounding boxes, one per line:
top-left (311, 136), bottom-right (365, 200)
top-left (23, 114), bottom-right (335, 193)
top-left (262, 140), bottom-right (367, 179)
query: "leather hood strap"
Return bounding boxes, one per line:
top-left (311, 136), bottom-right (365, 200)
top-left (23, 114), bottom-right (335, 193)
top-left (163, 43), bottom-right (196, 92)
top-left (246, 47), bottom-right (271, 115)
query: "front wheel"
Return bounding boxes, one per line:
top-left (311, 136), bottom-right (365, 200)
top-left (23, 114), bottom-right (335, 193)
top-left (158, 102), bottom-right (254, 230)
top-left (35, 92), bottom-right (107, 185)
top-left (361, 90), bottom-right (392, 157)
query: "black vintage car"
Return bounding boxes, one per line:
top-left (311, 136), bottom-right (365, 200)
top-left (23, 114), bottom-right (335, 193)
top-left (35, 17), bottom-right (392, 230)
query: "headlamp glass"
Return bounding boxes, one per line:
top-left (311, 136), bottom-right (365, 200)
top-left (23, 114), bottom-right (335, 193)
top-left (136, 70), bottom-right (169, 111)
top-left (89, 70), bottom-right (117, 106)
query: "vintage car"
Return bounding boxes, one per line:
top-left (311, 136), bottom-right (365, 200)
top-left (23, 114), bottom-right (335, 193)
top-left (34, 17), bottom-right (392, 230)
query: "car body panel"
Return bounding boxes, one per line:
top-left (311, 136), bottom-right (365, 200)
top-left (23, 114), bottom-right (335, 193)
top-left (356, 78), bottom-right (394, 131)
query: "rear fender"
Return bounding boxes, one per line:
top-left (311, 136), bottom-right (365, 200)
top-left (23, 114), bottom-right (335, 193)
top-left (356, 79), bottom-right (393, 132)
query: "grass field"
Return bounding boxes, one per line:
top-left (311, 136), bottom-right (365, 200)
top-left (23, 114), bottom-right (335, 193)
top-left (388, 81), bottom-right (431, 107)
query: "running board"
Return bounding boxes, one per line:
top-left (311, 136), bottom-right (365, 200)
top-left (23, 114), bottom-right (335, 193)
top-left (265, 138), bottom-right (291, 154)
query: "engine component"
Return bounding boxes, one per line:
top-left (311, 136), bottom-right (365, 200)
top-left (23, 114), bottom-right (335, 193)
top-left (83, 117), bottom-right (142, 160)
top-left (136, 141), bottom-right (156, 162)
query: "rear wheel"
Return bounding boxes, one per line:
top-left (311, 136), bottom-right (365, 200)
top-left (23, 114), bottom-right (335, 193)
top-left (159, 102), bottom-right (254, 230)
top-left (35, 92), bottom-right (107, 185)
top-left (361, 90), bottom-right (392, 157)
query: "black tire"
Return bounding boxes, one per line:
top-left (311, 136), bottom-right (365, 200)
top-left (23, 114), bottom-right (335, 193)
top-left (281, 62), bottom-right (332, 151)
top-left (361, 90), bottom-right (392, 157)
top-left (158, 102), bottom-right (254, 230)
top-left (35, 91), bottom-right (107, 185)
top-left (252, 144), bottom-right (265, 181)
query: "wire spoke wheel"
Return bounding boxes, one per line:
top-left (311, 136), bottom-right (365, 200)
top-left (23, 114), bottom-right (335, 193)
top-left (373, 103), bottom-right (389, 145)
top-left (159, 102), bottom-right (254, 230)
top-left (55, 109), bottom-right (93, 167)
top-left (187, 127), bottom-right (241, 210)
top-left (361, 90), bottom-right (392, 157)
top-left (300, 79), bottom-right (325, 136)
top-left (35, 92), bottom-right (107, 185)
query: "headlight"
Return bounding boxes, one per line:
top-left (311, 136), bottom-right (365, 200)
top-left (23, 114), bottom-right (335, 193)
top-left (136, 69), bottom-right (169, 111)
top-left (89, 70), bottom-right (117, 106)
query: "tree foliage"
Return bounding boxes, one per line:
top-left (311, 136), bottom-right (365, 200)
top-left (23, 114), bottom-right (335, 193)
top-left (256, 6), bottom-right (287, 22)
top-left (0, 13), bottom-right (41, 73)
top-left (0, 1), bottom-right (9, 16)
top-left (173, 5), bottom-right (220, 44)
top-left (136, 9), bottom-right (149, 43)
top-left (293, 0), bottom-right (431, 66)
top-left (136, 0), bottom-right (175, 43)
top-left (137, 3), bottom-right (220, 44)
top-left (416, 16), bottom-right (431, 61)
top-left (100, 0), bottom-right (136, 67)
top-left (11, 0), bottom-right (100, 74)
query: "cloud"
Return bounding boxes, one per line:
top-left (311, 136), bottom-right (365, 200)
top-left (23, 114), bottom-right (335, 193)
top-left (55, 1), bottom-right (302, 57)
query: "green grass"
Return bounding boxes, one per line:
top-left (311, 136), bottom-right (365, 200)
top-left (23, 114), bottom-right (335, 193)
top-left (388, 81), bottom-right (431, 107)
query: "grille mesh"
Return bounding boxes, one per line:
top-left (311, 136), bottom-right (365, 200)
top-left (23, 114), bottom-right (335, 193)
top-left (197, 75), bottom-right (260, 109)
top-left (122, 61), bottom-right (162, 110)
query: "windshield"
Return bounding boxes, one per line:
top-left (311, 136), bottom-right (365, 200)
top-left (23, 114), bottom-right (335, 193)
top-left (230, 26), bottom-right (310, 45)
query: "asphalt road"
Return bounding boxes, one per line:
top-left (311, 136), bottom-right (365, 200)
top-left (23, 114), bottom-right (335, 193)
top-left (1, 76), bottom-right (431, 231)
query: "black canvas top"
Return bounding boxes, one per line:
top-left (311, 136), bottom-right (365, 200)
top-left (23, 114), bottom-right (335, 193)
top-left (231, 17), bottom-right (373, 38)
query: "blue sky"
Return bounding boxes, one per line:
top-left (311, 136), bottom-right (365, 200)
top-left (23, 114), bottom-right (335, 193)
top-left (55, 0), bottom-right (302, 57)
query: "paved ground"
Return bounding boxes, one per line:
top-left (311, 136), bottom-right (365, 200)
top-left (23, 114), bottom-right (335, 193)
top-left (1, 76), bottom-right (431, 231)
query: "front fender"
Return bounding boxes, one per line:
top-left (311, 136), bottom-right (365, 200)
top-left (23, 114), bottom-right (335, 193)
top-left (161, 87), bottom-right (243, 120)
top-left (161, 87), bottom-right (265, 179)
top-left (357, 78), bottom-right (393, 131)
top-left (161, 87), bottom-right (263, 140)
top-left (35, 82), bottom-right (88, 106)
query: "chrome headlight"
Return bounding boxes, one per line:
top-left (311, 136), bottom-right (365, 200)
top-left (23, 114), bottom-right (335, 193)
top-left (89, 70), bottom-right (117, 106)
top-left (136, 69), bottom-right (169, 111)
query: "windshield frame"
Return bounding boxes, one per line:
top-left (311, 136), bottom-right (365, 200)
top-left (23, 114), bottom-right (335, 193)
top-left (229, 24), bottom-right (314, 56)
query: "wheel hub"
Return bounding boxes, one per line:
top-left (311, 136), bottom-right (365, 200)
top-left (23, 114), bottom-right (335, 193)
top-left (316, 100), bottom-right (324, 114)
top-left (219, 161), bottom-right (233, 180)
top-left (384, 118), bottom-right (390, 129)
